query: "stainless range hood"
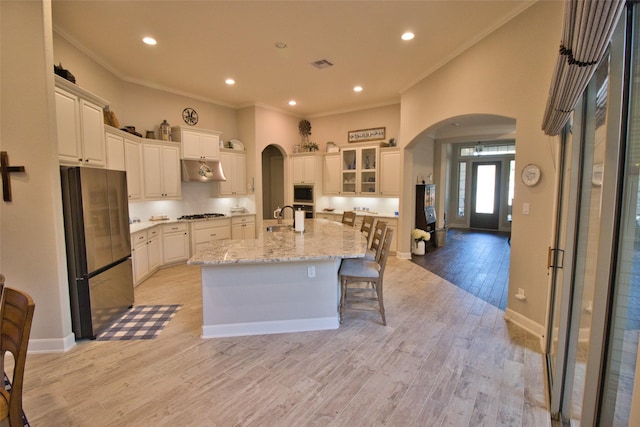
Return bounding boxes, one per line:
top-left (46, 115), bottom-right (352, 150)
top-left (181, 159), bottom-right (227, 182)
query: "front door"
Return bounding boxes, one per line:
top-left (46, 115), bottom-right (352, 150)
top-left (470, 161), bottom-right (501, 229)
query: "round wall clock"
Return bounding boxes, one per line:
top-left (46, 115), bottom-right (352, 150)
top-left (521, 164), bottom-right (541, 186)
top-left (182, 107), bottom-right (198, 126)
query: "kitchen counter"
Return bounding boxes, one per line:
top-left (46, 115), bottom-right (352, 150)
top-left (188, 218), bottom-right (367, 265)
top-left (316, 209), bottom-right (398, 219)
top-left (190, 219), bottom-right (368, 338)
top-left (129, 212), bottom-right (255, 234)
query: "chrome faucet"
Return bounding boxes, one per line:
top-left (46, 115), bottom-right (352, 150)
top-left (279, 205), bottom-right (295, 228)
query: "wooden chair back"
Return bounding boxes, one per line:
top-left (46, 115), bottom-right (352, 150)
top-left (0, 287), bottom-right (35, 427)
top-left (360, 215), bottom-right (375, 245)
top-left (369, 221), bottom-right (387, 262)
top-left (341, 211), bottom-right (356, 227)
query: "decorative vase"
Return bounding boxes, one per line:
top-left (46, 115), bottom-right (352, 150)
top-left (413, 240), bottom-right (426, 255)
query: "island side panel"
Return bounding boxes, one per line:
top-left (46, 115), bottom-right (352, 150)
top-left (201, 260), bottom-right (341, 338)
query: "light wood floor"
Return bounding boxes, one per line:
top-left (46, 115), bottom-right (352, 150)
top-left (23, 257), bottom-right (551, 426)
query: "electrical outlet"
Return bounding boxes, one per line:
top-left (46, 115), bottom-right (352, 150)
top-left (307, 266), bottom-right (316, 278)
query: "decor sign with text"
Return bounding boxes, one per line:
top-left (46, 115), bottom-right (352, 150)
top-left (348, 127), bottom-right (385, 143)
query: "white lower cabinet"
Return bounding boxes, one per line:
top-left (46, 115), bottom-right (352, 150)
top-left (147, 227), bottom-right (162, 272)
top-left (131, 231), bottom-right (149, 285)
top-left (231, 215), bottom-right (256, 240)
top-left (191, 218), bottom-right (231, 253)
top-left (131, 226), bottom-right (162, 286)
top-left (162, 222), bottom-right (190, 264)
top-left (316, 212), bottom-right (340, 222)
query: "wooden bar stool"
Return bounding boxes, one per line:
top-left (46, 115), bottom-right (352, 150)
top-left (338, 229), bottom-right (394, 325)
top-left (341, 211), bottom-right (356, 226)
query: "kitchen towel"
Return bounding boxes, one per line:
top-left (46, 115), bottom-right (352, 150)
top-left (295, 209), bottom-right (305, 232)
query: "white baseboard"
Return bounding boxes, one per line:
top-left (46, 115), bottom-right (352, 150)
top-left (202, 317), bottom-right (339, 339)
top-left (396, 251), bottom-right (412, 260)
top-left (504, 308), bottom-right (546, 352)
top-left (28, 333), bottom-right (76, 354)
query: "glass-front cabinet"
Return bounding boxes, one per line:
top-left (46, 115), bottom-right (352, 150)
top-left (341, 146), bottom-right (378, 195)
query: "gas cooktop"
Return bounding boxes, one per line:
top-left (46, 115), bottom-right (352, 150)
top-left (177, 213), bottom-right (226, 220)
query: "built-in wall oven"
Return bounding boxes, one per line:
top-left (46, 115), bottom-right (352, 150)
top-left (293, 203), bottom-right (314, 219)
top-left (293, 185), bottom-right (313, 204)
top-left (293, 185), bottom-right (314, 218)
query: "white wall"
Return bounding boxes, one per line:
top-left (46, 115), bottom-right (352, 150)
top-left (1, 0), bottom-right (74, 350)
top-left (54, 32), bottom-right (240, 145)
top-left (311, 104), bottom-right (400, 149)
top-left (399, 1), bottom-right (564, 331)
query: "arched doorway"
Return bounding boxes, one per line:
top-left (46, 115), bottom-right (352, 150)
top-left (261, 145), bottom-right (285, 220)
top-left (408, 113), bottom-right (515, 310)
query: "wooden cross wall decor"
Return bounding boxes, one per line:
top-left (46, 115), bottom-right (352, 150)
top-left (0, 151), bottom-right (26, 202)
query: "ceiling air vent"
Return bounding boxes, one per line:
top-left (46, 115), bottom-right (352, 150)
top-left (310, 59), bottom-right (333, 69)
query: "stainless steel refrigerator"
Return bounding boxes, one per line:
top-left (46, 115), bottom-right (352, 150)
top-left (60, 167), bottom-right (134, 339)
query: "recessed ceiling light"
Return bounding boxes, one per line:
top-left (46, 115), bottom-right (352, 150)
top-left (142, 36), bottom-right (157, 45)
top-left (401, 32), bottom-right (415, 41)
top-left (289, 100), bottom-right (297, 106)
top-left (275, 42), bottom-right (287, 49)
top-left (353, 86), bottom-right (363, 93)
top-left (225, 78), bottom-right (235, 85)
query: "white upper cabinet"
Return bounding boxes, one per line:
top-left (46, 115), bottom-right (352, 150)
top-left (124, 138), bottom-right (143, 200)
top-left (105, 126), bottom-right (144, 200)
top-left (171, 126), bottom-right (221, 161)
top-left (291, 154), bottom-right (317, 184)
top-left (323, 154), bottom-right (341, 195)
top-left (341, 146), bottom-right (378, 195)
top-left (55, 77), bottom-right (109, 167)
top-left (142, 142), bottom-right (181, 199)
top-left (55, 80), bottom-right (106, 168)
top-left (105, 128), bottom-right (126, 171)
top-left (379, 148), bottom-right (400, 196)
top-left (218, 149), bottom-right (247, 196)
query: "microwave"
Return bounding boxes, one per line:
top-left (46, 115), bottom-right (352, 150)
top-left (293, 185), bottom-right (313, 203)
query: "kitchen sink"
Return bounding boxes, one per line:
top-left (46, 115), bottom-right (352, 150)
top-left (266, 225), bottom-right (293, 232)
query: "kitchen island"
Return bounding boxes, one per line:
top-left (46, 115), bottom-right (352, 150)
top-left (188, 218), bottom-right (368, 338)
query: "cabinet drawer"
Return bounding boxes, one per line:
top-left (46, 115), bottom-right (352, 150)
top-left (147, 226), bottom-right (161, 239)
top-left (194, 226), bottom-right (231, 244)
top-left (192, 218), bottom-right (231, 231)
top-left (231, 215), bottom-right (255, 225)
top-left (132, 230), bottom-right (147, 246)
top-left (163, 222), bottom-right (188, 234)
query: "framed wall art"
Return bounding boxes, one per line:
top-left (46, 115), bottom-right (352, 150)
top-left (348, 127), bottom-right (385, 143)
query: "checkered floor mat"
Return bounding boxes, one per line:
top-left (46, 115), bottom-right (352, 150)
top-left (96, 305), bottom-right (181, 341)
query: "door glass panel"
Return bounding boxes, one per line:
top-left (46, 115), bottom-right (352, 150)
top-left (507, 159), bottom-right (515, 221)
top-left (458, 161), bottom-right (466, 217)
top-left (600, 7), bottom-right (639, 425)
top-left (565, 51), bottom-right (611, 424)
top-left (475, 164), bottom-right (496, 214)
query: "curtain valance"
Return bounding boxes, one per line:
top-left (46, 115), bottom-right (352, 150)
top-left (542, 0), bottom-right (625, 136)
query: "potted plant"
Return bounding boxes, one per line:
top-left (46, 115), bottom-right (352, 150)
top-left (411, 228), bottom-right (430, 255)
top-left (303, 141), bottom-right (319, 152)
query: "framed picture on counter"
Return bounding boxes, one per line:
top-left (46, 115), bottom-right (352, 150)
top-left (348, 127), bottom-right (385, 143)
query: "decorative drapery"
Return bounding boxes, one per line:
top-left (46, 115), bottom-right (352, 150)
top-left (541, 0), bottom-right (626, 136)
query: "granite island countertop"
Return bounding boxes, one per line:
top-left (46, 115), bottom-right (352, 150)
top-left (188, 218), bottom-right (368, 265)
